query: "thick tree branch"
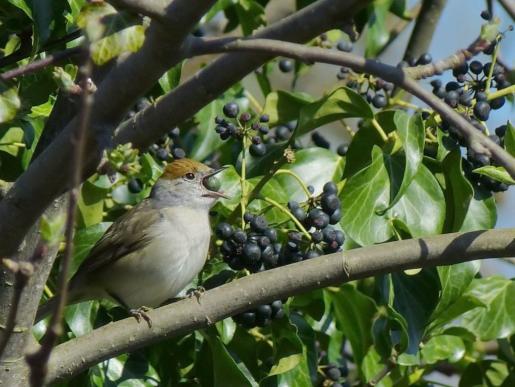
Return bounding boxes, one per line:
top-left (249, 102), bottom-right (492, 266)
top-left (114, 0), bottom-right (368, 149)
top-left (0, 0), bottom-right (217, 257)
top-left (499, 0), bottom-right (515, 20)
top-left (43, 229), bottom-right (515, 384)
top-left (184, 38), bottom-right (515, 178)
top-left (403, 0), bottom-right (448, 62)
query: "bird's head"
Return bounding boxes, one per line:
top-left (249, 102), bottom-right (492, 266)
top-left (151, 158), bottom-right (228, 209)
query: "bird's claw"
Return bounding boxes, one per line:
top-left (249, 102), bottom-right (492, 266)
top-left (130, 306), bottom-right (152, 328)
top-left (187, 286), bottom-right (205, 303)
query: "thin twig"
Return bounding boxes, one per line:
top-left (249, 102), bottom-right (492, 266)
top-left (188, 37), bottom-right (515, 178)
top-left (0, 47), bottom-right (83, 81)
top-left (25, 50), bottom-right (94, 387)
top-left (367, 358), bottom-right (396, 386)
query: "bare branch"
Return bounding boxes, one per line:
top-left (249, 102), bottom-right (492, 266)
top-left (403, 0), bottom-right (448, 62)
top-left (0, 47), bottom-right (83, 81)
top-left (184, 37), bottom-right (515, 178)
top-left (25, 52), bottom-right (94, 387)
top-left (43, 229), bottom-right (515, 384)
top-left (499, 0), bottom-right (515, 20)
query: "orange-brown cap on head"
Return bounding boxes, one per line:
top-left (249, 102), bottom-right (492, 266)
top-left (160, 158), bottom-right (211, 181)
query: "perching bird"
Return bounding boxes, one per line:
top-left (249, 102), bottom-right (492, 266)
top-left (36, 158), bottom-right (227, 325)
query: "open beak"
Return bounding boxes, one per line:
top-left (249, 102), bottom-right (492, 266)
top-left (202, 166), bottom-right (229, 199)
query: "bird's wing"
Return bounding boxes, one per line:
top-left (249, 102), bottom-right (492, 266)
top-left (75, 199), bottom-right (161, 276)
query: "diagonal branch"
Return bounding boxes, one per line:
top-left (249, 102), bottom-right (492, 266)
top-left (44, 228), bottom-right (515, 384)
top-left (178, 37), bottom-right (515, 177)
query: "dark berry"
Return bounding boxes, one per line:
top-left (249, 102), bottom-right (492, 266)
top-left (243, 243), bottom-right (261, 264)
top-left (168, 127), bottom-right (180, 138)
top-left (444, 91), bottom-right (459, 108)
top-left (232, 229), bottom-right (247, 244)
top-left (321, 194), bottom-right (340, 214)
top-left (312, 132), bottom-right (330, 149)
top-left (215, 222), bottom-right (233, 240)
top-left (325, 365), bottom-right (342, 381)
top-left (459, 92), bottom-right (473, 107)
top-left (453, 62), bottom-right (469, 76)
top-left (288, 200), bottom-right (299, 209)
top-left (474, 101), bottom-right (491, 121)
top-left (279, 59), bottom-right (293, 73)
top-left (276, 125), bottom-right (291, 141)
top-left (445, 81), bottom-right (460, 92)
top-left (329, 208), bottom-right (342, 224)
top-left (495, 125), bottom-right (507, 137)
top-left (433, 87), bottom-right (446, 98)
top-left (250, 216), bottom-right (268, 232)
top-left (336, 40), bottom-right (353, 52)
top-left (304, 250), bottom-right (320, 259)
top-left (337, 144), bottom-right (348, 156)
top-left (223, 102), bottom-right (239, 118)
top-left (256, 304), bottom-right (272, 319)
top-left (430, 79), bottom-right (442, 88)
top-left (260, 114), bottom-right (269, 123)
top-left (470, 61), bottom-right (483, 75)
top-left (270, 300), bottom-right (283, 317)
top-left (323, 227), bottom-right (336, 243)
top-left (372, 94), bottom-right (387, 108)
top-left (128, 178), bottom-right (143, 193)
top-left (264, 228), bottom-right (278, 242)
top-left (251, 136), bottom-right (262, 145)
top-left (308, 208), bottom-right (330, 229)
top-left (240, 112), bottom-right (251, 123)
top-left (307, 185), bottom-right (315, 194)
top-left (171, 147), bottom-right (186, 159)
top-left (250, 143), bottom-right (267, 157)
top-left (490, 97), bottom-right (505, 110)
top-left (335, 230), bottom-right (345, 245)
top-left (323, 181), bottom-right (338, 195)
top-left (291, 207), bottom-right (306, 222)
top-left (243, 212), bottom-right (255, 223)
top-left (239, 311), bottom-right (256, 327)
top-left (156, 148), bottom-right (169, 161)
top-left (262, 249), bottom-right (278, 268)
top-left (259, 125), bottom-right (269, 134)
top-left (480, 10), bottom-right (491, 20)
top-left (475, 92), bottom-right (488, 101)
top-left (417, 53), bottom-right (432, 65)
top-left (286, 121), bottom-right (297, 131)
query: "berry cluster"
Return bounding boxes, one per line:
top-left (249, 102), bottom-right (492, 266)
top-left (232, 300), bottom-right (285, 328)
top-left (431, 60), bottom-right (508, 122)
top-left (215, 102), bottom-right (271, 157)
top-left (315, 340), bottom-right (350, 387)
top-left (337, 69), bottom-right (394, 109)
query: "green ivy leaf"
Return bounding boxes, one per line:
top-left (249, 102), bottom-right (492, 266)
top-left (365, 0), bottom-right (394, 58)
top-left (458, 277), bottom-right (515, 341)
top-left (388, 111), bottom-right (425, 207)
top-left (0, 85), bottom-right (21, 124)
top-left (64, 301), bottom-right (96, 337)
top-left (0, 126), bottom-right (24, 156)
top-left (215, 318), bottom-right (236, 345)
top-left (235, 0), bottom-right (266, 36)
top-left (158, 61), bottom-right (183, 93)
top-left (473, 165), bottom-right (515, 185)
top-left (331, 285), bottom-right (377, 365)
top-left (460, 360), bottom-right (511, 387)
top-left (77, 181), bottom-right (107, 227)
top-left (421, 335), bottom-right (466, 364)
top-left (262, 90), bottom-right (313, 127)
top-left (296, 87), bottom-right (374, 136)
top-left (429, 262), bottom-right (480, 332)
top-left (362, 347), bottom-right (395, 386)
top-left (91, 24), bottom-right (146, 65)
top-left (505, 121), bottom-right (515, 157)
top-left (70, 222), bottom-right (110, 279)
top-left (204, 328), bottom-right (258, 387)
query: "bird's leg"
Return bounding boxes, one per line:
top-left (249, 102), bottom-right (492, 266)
top-left (108, 290), bottom-right (153, 328)
top-left (129, 306), bottom-right (153, 328)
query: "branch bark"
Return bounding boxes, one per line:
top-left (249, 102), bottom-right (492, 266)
top-left (183, 37), bottom-right (515, 177)
top-left (43, 228), bottom-right (515, 384)
top-left (403, 0), bottom-right (448, 62)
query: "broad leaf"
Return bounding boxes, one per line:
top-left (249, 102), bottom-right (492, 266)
top-left (365, 0), bottom-right (394, 58)
top-left (473, 165), bottom-right (515, 185)
top-left (421, 335), bottom-right (466, 364)
top-left (505, 121), bottom-right (515, 157)
top-left (0, 85), bottom-right (21, 124)
top-left (297, 87), bottom-right (374, 136)
top-left (262, 90), bottom-right (313, 127)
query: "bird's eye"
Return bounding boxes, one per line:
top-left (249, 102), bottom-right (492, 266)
top-left (184, 172), bottom-right (195, 180)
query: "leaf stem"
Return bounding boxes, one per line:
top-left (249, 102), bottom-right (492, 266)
top-left (274, 169), bottom-right (312, 199)
top-left (487, 83), bottom-right (515, 101)
top-left (260, 196), bottom-right (311, 240)
top-left (371, 118), bottom-right (388, 142)
top-left (485, 37), bottom-right (500, 94)
top-left (240, 136), bottom-right (249, 228)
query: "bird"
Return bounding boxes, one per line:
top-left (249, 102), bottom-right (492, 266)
top-left (36, 158), bottom-right (227, 326)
